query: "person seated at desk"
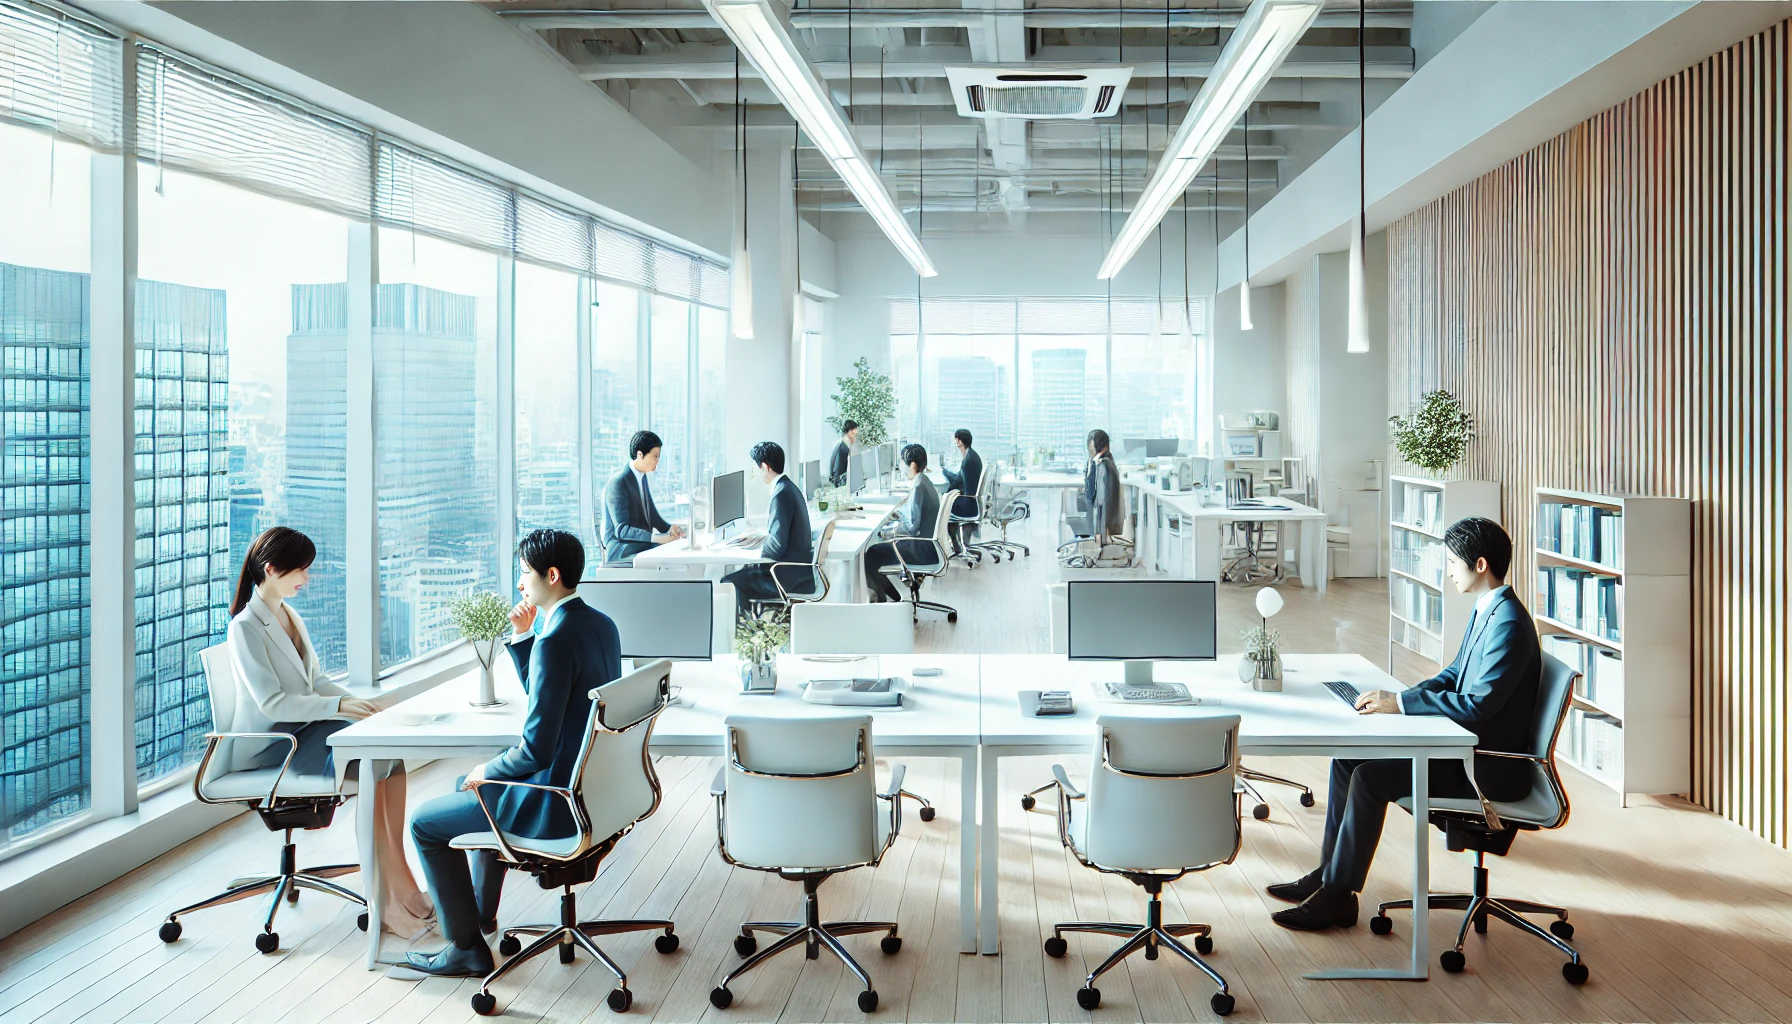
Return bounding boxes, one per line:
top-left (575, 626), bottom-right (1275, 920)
top-left (226, 527), bottom-right (435, 939)
top-left (602, 430), bottom-right (685, 565)
top-left (1268, 517), bottom-right (1541, 931)
top-left (721, 441), bottom-right (813, 619)
top-left (406, 529), bottom-right (622, 977)
top-left (828, 419), bottom-right (858, 487)
top-left (862, 443), bottom-right (939, 603)
top-left (1067, 428), bottom-right (1124, 539)
top-left (942, 428), bottom-right (982, 554)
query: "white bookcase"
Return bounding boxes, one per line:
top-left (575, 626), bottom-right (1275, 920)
top-left (1386, 476), bottom-right (1501, 670)
top-left (1532, 487), bottom-right (1690, 805)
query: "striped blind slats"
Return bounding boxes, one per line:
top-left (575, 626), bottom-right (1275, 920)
top-left (0, 1), bottom-right (121, 150)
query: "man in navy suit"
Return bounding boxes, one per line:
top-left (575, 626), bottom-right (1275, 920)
top-left (405, 529), bottom-right (622, 976)
top-left (602, 430), bottom-right (684, 565)
top-left (942, 428), bottom-right (982, 555)
top-left (1269, 517), bottom-right (1541, 931)
top-left (721, 441), bottom-right (814, 619)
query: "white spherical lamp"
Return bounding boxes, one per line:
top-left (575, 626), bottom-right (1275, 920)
top-left (1255, 587), bottom-right (1284, 620)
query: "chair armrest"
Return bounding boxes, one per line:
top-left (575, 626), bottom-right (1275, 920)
top-left (766, 561), bottom-right (812, 601)
top-left (1051, 764), bottom-right (1085, 800)
top-left (193, 731), bottom-right (300, 806)
top-left (1474, 749), bottom-right (1549, 764)
top-left (466, 778), bottom-right (586, 863)
top-left (711, 767), bottom-right (727, 797)
top-left (878, 763), bottom-right (908, 801)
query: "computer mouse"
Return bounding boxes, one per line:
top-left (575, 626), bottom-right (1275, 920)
top-left (912, 666), bottom-right (944, 677)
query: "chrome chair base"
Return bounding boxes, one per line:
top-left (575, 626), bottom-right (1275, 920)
top-left (711, 878), bottom-right (899, 1012)
top-left (161, 833), bottom-right (364, 950)
top-left (479, 890), bottom-right (677, 1014)
top-left (1374, 859), bottom-right (1585, 981)
top-left (1046, 889), bottom-right (1230, 1014)
top-left (1238, 765), bottom-right (1315, 819)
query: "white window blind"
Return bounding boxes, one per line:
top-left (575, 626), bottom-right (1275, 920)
top-left (136, 45), bottom-right (371, 219)
top-left (0, 0), bottom-right (122, 150)
top-left (517, 193), bottom-right (593, 276)
top-left (892, 297), bottom-right (1212, 336)
top-left (375, 141), bottom-right (513, 256)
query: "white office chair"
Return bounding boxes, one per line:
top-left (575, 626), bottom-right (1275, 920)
top-left (980, 466), bottom-right (1031, 559)
top-left (948, 467), bottom-right (992, 567)
top-left (746, 517), bottom-right (838, 616)
top-left (1371, 653), bottom-right (1588, 984)
top-left (878, 488), bottom-right (959, 622)
top-left (454, 660), bottom-right (680, 1016)
top-left (158, 644), bottom-right (366, 952)
top-left (708, 714), bottom-right (907, 1013)
top-left (1033, 712), bottom-right (1243, 1016)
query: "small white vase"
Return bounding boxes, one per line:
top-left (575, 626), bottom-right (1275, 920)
top-left (739, 656), bottom-right (777, 695)
top-left (470, 639), bottom-right (503, 707)
top-left (1238, 652), bottom-right (1283, 692)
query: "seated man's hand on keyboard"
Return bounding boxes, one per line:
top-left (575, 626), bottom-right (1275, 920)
top-left (1354, 690), bottom-right (1401, 715)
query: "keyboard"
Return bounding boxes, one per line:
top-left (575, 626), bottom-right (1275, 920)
top-left (727, 532), bottom-right (766, 549)
top-left (1323, 679), bottom-right (1362, 708)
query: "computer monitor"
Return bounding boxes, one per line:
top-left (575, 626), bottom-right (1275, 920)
top-left (1145, 438), bottom-right (1180, 458)
top-left (1066, 580), bottom-right (1217, 684)
top-left (712, 470), bottom-right (745, 532)
top-left (880, 441), bottom-right (897, 480)
top-left (863, 445), bottom-right (882, 488)
top-left (577, 580), bottom-right (713, 662)
top-left (800, 459), bottom-right (822, 500)
top-left (848, 453), bottom-right (865, 495)
top-left (1120, 437), bottom-right (1148, 457)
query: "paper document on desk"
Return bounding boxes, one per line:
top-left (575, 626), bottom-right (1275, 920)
top-left (803, 677), bottom-right (905, 707)
top-left (1096, 680), bottom-right (1200, 705)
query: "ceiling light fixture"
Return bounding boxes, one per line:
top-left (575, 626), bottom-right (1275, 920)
top-left (1346, 1), bottom-right (1370, 353)
top-left (1239, 106), bottom-right (1253, 331)
top-left (1097, 0), bottom-right (1321, 281)
top-left (705, 0), bottom-right (936, 277)
top-left (731, 51), bottom-right (754, 339)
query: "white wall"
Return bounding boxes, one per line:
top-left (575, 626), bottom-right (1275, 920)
top-left (1212, 280), bottom-right (1286, 449)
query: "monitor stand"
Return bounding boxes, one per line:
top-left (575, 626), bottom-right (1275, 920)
top-left (1123, 660), bottom-right (1157, 686)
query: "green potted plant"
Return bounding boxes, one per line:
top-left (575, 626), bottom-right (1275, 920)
top-left (733, 608), bottom-right (790, 694)
top-left (825, 357), bottom-right (895, 445)
top-left (449, 592), bottom-right (512, 707)
top-left (1389, 389), bottom-right (1473, 475)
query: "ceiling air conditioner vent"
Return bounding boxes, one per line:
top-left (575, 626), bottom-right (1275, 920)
top-left (946, 65), bottom-right (1134, 120)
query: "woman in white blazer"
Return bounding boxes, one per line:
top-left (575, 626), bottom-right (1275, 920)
top-left (228, 527), bottom-right (435, 939)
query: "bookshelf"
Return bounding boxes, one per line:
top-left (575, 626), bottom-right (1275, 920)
top-left (1532, 487), bottom-right (1690, 806)
top-left (1387, 476), bottom-right (1501, 670)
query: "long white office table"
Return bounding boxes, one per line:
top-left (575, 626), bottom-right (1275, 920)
top-left (631, 496), bottom-right (903, 602)
top-left (1130, 480), bottom-right (1330, 595)
top-left (976, 653), bottom-right (1476, 979)
top-left (328, 651), bottom-right (982, 968)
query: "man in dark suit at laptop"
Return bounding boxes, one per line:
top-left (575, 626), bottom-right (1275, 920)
top-left (942, 428), bottom-right (982, 555)
top-left (602, 430), bottom-right (684, 565)
top-left (1269, 517), bottom-right (1541, 930)
top-left (828, 420), bottom-right (858, 487)
top-left (404, 530), bottom-right (621, 975)
top-left (722, 441), bottom-right (814, 619)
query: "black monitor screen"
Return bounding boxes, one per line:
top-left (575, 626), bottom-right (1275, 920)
top-left (1145, 438), bottom-right (1180, 457)
top-left (1066, 580), bottom-right (1218, 661)
top-left (848, 453), bottom-right (865, 494)
top-left (801, 460), bottom-right (821, 500)
top-left (712, 470), bottom-right (745, 529)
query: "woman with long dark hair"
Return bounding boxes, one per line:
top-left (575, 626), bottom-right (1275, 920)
top-left (226, 527), bottom-right (435, 939)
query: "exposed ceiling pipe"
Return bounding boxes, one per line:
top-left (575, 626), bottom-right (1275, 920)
top-left (501, 8), bottom-right (1411, 31)
top-left (572, 54), bottom-right (1413, 81)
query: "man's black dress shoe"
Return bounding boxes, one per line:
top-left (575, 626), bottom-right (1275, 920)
top-left (1271, 886), bottom-right (1359, 931)
top-left (1266, 869), bottom-right (1323, 905)
top-left (405, 942), bottom-right (496, 977)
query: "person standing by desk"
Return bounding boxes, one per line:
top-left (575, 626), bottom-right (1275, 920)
top-left (1268, 517), bottom-right (1541, 931)
top-left (602, 430), bottom-right (684, 565)
top-left (942, 428), bottom-right (982, 555)
top-left (863, 444), bottom-right (939, 603)
top-left (1067, 428), bottom-right (1124, 539)
top-left (828, 419), bottom-right (858, 487)
top-left (721, 441), bottom-right (813, 619)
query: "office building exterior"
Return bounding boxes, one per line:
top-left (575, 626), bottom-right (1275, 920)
top-left (1029, 347), bottom-right (1087, 464)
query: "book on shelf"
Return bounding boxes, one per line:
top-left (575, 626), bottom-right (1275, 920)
top-left (1541, 634), bottom-right (1625, 709)
top-left (1537, 500), bottom-right (1626, 569)
top-left (1537, 565), bottom-right (1623, 642)
top-left (1566, 708), bottom-right (1622, 775)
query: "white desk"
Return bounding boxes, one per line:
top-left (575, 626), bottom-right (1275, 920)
top-left (1130, 480), bottom-right (1330, 595)
top-left (632, 497), bottom-right (903, 602)
top-left (975, 653), bottom-right (1476, 979)
top-left (328, 652), bottom-right (982, 968)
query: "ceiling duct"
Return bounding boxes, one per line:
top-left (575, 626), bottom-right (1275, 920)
top-left (946, 65), bottom-right (1133, 120)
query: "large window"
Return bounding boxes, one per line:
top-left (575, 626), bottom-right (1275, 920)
top-left (514, 263), bottom-right (581, 542)
top-left (696, 305), bottom-right (728, 487)
top-left (134, 168), bottom-right (351, 787)
top-left (1018, 334), bottom-right (1105, 469)
top-left (1, 121), bottom-right (94, 844)
top-left (374, 229), bottom-right (500, 669)
top-left (590, 281), bottom-right (640, 546)
top-left (648, 295), bottom-right (692, 522)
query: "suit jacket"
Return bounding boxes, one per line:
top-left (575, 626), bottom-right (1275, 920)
top-left (1084, 454), bottom-right (1125, 536)
top-left (944, 448), bottom-right (982, 517)
top-left (895, 473), bottom-right (940, 539)
top-left (828, 440), bottom-right (851, 487)
top-left (1399, 586), bottom-right (1542, 799)
top-left (226, 591), bottom-right (350, 771)
top-left (603, 466), bottom-right (672, 565)
top-left (493, 597), bottom-right (622, 839)
top-left (761, 475), bottom-right (815, 593)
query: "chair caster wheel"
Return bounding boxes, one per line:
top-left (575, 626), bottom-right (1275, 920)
top-left (1211, 992), bottom-right (1235, 1016)
top-left (1076, 986), bottom-right (1101, 1010)
top-left (858, 990), bottom-right (879, 1012)
top-left (709, 987), bottom-right (733, 1009)
top-left (1550, 920), bottom-right (1575, 940)
top-left (607, 988), bottom-right (632, 1012)
top-left (1370, 914), bottom-right (1394, 936)
top-left (734, 934), bottom-right (757, 957)
top-left (255, 931), bottom-right (279, 954)
top-left (1020, 795), bottom-right (1036, 811)
top-left (1440, 950), bottom-right (1465, 973)
top-left (499, 935), bottom-right (521, 956)
top-left (159, 920), bottom-right (182, 943)
top-left (471, 991), bottom-right (497, 1016)
top-left (881, 935), bottom-right (902, 955)
top-left (1145, 945), bottom-right (1158, 960)
top-left (1299, 792), bottom-right (1316, 807)
top-left (655, 932), bottom-right (680, 954)
top-left (357, 913), bottom-right (368, 932)
top-left (947, 612), bottom-right (958, 622)
top-left (919, 805), bottom-right (936, 821)
top-left (287, 887), bottom-right (300, 903)
top-left (1252, 803), bottom-right (1270, 820)
top-left (805, 939), bottom-right (820, 960)
top-left (1195, 935), bottom-right (1214, 955)
top-left (559, 941), bottom-right (576, 964)
top-left (1043, 936), bottom-right (1067, 958)
top-left (1563, 961), bottom-right (1589, 985)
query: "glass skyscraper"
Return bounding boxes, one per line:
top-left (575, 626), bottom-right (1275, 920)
top-left (1030, 347), bottom-right (1088, 465)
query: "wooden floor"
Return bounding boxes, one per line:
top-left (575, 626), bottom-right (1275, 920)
top-left (8, 516), bottom-right (1792, 1023)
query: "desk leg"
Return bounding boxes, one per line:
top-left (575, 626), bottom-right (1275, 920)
top-left (1304, 750), bottom-right (1430, 981)
top-left (1307, 521), bottom-right (1327, 597)
top-left (959, 748), bottom-right (978, 953)
top-left (1194, 518), bottom-right (1222, 580)
top-left (357, 757), bottom-right (385, 970)
top-left (979, 746), bottom-right (1000, 954)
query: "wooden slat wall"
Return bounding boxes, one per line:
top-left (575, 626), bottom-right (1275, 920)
top-left (1388, 21), bottom-right (1791, 845)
